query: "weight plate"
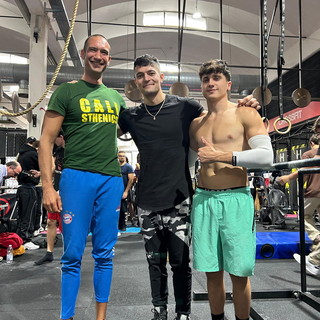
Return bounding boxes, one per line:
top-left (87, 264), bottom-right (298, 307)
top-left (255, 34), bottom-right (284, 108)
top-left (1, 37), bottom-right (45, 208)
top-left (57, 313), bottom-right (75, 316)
top-left (169, 82), bottom-right (189, 97)
top-left (292, 88), bottom-right (311, 107)
top-left (252, 87), bottom-right (272, 106)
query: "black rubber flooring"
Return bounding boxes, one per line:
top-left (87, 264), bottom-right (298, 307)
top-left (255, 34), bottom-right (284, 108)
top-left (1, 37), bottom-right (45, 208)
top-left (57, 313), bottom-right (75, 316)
top-left (0, 225), bottom-right (320, 320)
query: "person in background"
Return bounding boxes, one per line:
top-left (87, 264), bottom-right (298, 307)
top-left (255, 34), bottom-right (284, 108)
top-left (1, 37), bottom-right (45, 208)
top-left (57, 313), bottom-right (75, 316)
top-left (277, 133), bottom-right (320, 276)
top-left (118, 151), bottom-right (134, 233)
top-left (0, 160), bottom-right (22, 186)
top-left (32, 140), bottom-right (44, 237)
top-left (16, 136), bottom-right (41, 250)
top-left (134, 162), bottom-right (140, 181)
top-left (128, 154), bottom-right (141, 227)
top-left (35, 131), bottom-right (65, 265)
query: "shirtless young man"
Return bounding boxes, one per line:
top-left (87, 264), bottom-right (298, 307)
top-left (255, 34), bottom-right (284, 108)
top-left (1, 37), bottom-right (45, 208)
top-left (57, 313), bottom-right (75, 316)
top-left (189, 59), bottom-right (273, 320)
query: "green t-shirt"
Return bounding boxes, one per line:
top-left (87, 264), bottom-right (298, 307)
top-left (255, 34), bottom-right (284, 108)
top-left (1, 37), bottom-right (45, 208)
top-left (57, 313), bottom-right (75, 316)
top-left (47, 80), bottom-right (126, 177)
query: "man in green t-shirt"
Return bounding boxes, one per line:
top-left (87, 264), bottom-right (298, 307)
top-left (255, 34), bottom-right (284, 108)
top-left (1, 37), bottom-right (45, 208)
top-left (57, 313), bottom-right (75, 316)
top-left (38, 34), bottom-right (125, 320)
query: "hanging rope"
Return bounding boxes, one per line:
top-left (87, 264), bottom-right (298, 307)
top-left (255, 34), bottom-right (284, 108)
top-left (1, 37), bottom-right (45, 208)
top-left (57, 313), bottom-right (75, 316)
top-left (274, 0), bottom-right (291, 134)
top-left (0, 0), bottom-right (80, 117)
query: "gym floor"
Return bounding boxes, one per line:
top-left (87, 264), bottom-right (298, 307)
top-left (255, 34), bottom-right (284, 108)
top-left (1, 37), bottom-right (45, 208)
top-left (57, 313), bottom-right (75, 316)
top-left (0, 223), bottom-right (320, 320)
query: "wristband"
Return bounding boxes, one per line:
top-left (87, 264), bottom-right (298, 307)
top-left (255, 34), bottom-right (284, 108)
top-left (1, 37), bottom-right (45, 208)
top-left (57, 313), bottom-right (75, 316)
top-left (232, 155), bottom-right (237, 166)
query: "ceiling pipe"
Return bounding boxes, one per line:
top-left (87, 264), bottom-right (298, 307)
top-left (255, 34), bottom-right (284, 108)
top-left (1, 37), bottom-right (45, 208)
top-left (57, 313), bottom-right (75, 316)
top-left (0, 63), bottom-right (259, 94)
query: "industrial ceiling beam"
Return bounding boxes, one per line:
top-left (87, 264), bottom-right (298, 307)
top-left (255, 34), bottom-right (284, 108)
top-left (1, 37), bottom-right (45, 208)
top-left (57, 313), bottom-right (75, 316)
top-left (47, 0), bottom-right (82, 67)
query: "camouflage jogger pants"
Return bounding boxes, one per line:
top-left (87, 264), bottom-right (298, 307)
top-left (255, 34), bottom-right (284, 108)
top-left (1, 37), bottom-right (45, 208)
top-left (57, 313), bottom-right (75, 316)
top-left (137, 198), bottom-right (192, 315)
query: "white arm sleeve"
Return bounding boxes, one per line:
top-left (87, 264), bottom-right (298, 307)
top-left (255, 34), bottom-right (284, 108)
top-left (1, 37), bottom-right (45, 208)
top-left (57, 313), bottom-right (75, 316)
top-left (233, 135), bottom-right (273, 169)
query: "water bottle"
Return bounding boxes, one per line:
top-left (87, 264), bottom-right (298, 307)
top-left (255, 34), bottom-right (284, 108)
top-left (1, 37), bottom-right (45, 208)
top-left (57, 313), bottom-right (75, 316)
top-left (6, 244), bottom-right (13, 264)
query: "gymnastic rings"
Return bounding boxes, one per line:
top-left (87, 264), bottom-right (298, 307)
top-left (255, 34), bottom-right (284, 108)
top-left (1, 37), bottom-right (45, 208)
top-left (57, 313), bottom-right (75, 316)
top-left (274, 117), bottom-right (292, 135)
top-left (261, 117), bottom-right (270, 132)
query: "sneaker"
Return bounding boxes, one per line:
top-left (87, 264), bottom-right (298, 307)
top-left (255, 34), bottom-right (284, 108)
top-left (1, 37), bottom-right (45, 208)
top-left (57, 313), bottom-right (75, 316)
top-left (293, 253), bottom-right (302, 264)
top-left (23, 242), bottom-right (40, 250)
top-left (117, 232), bottom-right (121, 237)
top-left (151, 306), bottom-right (167, 320)
top-left (293, 253), bottom-right (320, 276)
top-left (306, 258), bottom-right (320, 276)
top-left (38, 226), bottom-right (45, 233)
top-left (174, 314), bottom-right (190, 320)
top-left (34, 252), bottom-right (53, 265)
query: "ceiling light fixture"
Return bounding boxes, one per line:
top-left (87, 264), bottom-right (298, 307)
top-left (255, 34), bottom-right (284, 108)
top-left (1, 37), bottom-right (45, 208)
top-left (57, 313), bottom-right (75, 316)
top-left (192, 0), bottom-right (202, 19)
top-left (143, 12), bottom-right (207, 30)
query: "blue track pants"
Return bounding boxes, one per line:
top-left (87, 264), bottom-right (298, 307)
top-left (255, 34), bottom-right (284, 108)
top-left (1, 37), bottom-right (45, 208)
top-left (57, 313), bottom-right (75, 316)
top-left (59, 168), bottom-right (123, 319)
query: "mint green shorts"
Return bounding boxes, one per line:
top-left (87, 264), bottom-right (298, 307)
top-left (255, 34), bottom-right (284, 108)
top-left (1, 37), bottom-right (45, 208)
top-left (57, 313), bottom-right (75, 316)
top-left (191, 187), bottom-right (256, 277)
